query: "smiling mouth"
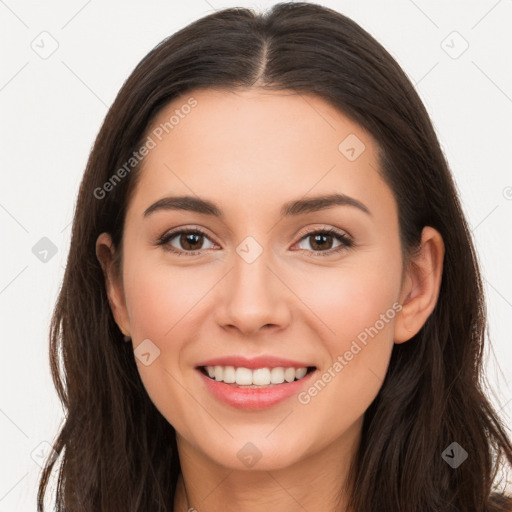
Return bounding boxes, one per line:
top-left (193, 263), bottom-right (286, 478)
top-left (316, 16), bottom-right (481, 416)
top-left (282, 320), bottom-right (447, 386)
top-left (198, 365), bottom-right (317, 388)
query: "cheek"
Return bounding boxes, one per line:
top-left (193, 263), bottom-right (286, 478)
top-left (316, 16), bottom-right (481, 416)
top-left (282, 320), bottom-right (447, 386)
top-left (290, 256), bottom-right (400, 349)
top-left (122, 257), bottom-right (209, 436)
top-left (123, 254), bottom-right (212, 341)
top-left (121, 253), bottom-right (195, 380)
top-left (289, 256), bottom-right (400, 419)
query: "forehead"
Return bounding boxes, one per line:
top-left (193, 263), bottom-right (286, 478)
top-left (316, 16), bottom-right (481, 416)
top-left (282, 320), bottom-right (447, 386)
top-left (127, 88), bottom-right (392, 220)
top-left (144, 87), bottom-right (371, 167)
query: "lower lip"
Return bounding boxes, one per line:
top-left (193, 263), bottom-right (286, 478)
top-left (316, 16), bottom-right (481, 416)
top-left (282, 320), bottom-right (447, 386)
top-left (197, 368), bottom-right (316, 410)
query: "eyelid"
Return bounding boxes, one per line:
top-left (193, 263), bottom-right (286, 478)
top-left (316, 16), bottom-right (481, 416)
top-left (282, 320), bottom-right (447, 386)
top-left (294, 224), bottom-right (353, 241)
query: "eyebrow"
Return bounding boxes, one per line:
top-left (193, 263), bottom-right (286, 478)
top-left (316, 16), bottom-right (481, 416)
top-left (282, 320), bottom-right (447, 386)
top-left (143, 193), bottom-right (371, 219)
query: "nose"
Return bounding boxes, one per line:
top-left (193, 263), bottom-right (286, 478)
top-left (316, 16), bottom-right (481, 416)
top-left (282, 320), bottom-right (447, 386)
top-left (214, 247), bottom-right (292, 337)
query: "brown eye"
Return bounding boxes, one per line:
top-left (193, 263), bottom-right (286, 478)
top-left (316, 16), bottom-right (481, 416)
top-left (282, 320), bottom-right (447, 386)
top-left (296, 229), bottom-right (353, 256)
top-left (177, 232), bottom-right (204, 251)
top-left (158, 229), bottom-right (217, 255)
top-left (302, 233), bottom-right (336, 251)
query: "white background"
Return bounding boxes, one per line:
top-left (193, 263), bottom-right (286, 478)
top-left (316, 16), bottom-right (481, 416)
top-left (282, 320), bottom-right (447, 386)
top-left (1, 0), bottom-right (511, 509)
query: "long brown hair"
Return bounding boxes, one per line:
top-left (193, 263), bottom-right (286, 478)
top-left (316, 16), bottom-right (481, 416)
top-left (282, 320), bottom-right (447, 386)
top-left (38, 3), bottom-right (512, 510)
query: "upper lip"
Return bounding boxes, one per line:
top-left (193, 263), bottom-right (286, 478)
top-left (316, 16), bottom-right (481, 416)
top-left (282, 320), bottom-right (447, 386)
top-left (195, 355), bottom-right (316, 370)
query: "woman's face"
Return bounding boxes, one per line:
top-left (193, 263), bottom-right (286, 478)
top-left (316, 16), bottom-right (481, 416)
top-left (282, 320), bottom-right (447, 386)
top-left (106, 88), bottom-right (408, 470)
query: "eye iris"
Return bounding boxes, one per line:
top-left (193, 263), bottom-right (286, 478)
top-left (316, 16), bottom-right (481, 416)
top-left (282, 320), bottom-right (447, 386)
top-left (310, 233), bottom-right (333, 251)
top-left (181, 232), bottom-right (202, 250)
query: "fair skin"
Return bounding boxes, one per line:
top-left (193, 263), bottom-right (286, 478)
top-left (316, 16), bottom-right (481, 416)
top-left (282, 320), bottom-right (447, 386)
top-left (96, 88), bottom-right (444, 512)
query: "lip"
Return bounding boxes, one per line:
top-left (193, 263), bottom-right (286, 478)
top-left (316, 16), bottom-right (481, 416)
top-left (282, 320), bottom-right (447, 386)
top-left (196, 366), bottom-right (317, 410)
top-left (195, 355), bottom-right (314, 370)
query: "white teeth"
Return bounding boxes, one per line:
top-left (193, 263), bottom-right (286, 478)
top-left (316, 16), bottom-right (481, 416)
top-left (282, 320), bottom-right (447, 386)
top-left (252, 368), bottom-right (271, 386)
top-left (295, 367), bottom-right (307, 379)
top-left (203, 365), bottom-right (311, 386)
top-left (223, 365), bottom-right (236, 383)
top-left (270, 367), bottom-right (285, 384)
top-left (284, 367), bottom-right (296, 383)
top-left (235, 367), bottom-right (252, 385)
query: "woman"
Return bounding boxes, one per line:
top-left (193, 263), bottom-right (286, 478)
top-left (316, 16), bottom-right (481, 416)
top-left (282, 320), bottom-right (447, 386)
top-left (37, 2), bottom-right (512, 511)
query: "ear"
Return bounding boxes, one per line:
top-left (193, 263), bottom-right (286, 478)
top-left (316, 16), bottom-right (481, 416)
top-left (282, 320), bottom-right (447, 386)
top-left (95, 232), bottom-right (131, 338)
top-left (394, 226), bottom-right (445, 344)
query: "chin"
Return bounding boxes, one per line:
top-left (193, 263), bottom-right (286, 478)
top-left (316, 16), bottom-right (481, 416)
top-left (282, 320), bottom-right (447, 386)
top-left (199, 434), bottom-right (312, 472)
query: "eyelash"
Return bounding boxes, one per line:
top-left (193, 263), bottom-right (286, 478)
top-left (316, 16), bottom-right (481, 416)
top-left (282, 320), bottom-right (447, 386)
top-left (156, 226), bottom-right (354, 257)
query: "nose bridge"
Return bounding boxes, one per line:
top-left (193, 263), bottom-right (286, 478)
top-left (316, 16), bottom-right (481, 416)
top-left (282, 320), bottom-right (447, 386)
top-left (217, 236), bottom-right (290, 335)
